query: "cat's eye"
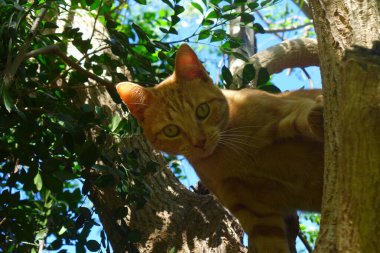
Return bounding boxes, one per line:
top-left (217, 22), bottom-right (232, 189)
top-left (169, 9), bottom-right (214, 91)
top-left (163, 124), bottom-right (180, 138)
top-left (196, 103), bottom-right (210, 120)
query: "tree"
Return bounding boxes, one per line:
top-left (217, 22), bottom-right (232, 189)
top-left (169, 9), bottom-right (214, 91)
top-left (1, 0), bottom-right (378, 252)
top-left (309, 1), bottom-right (380, 252)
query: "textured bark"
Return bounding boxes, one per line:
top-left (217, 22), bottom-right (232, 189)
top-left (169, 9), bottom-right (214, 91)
top-left (308, 1), bottom-right (380, 252)
top-left (231, 38), bottom-right (320, 88)
top-left (88, 134), bottom-right (246, 253)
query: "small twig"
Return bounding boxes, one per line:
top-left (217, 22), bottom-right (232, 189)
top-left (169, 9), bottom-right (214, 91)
top-left (24, 44), bottom-right (113, 88)
top-left (49, 44), bottom-right (111, 86)
top-left (264, 22), bottom-right (313, 33)
top-left (298, 230), bottom-right (313, 253)
top-left (290, 0), bottom-right (313, 20)
top-left (301, 67), bottom-right (314, 89)
top-left (257, 11), bottom-right (285, 41)
top-left (89, 0), bottom-right (103, 43)
top-left (0, 217), bottom-right (6, 226)
top-left (38, 240), bottom-right (45, 253)
top-left (3, 5), bottom-right (49, 89)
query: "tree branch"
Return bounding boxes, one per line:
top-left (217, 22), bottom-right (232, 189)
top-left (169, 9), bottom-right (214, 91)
top-left (298, 230), bottom-right (313, 253)
top-left (231, 38), bottom-right (319, 88)
top-left (24, 44), bottom-right (113, 88)
top-left (3, 5), bottom-right (49, 89)
top-left (264, 22), bottom-right (313, 33)
top-left (290, 0), bottom-right (313, 20)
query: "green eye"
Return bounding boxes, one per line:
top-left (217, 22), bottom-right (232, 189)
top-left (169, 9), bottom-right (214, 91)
top-left (196, 103), bottom-right (210, 120)
top-left (163, 124), bottom-right (180, 138)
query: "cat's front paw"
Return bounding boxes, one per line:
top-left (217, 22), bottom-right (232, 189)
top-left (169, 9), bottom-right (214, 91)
top-left (308, 95), bottom-right (324, 141)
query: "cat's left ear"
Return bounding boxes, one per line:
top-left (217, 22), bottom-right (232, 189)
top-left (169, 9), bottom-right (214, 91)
top-left (174, 44), bottom-right (212, 82)
top-left (116, 82), bottom-right (152, 122)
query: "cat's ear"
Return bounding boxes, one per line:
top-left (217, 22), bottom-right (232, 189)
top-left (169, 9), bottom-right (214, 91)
top-left (174, 44), bottom-right (211, 82)
top-left (116, 82), bottom-right (152, 122)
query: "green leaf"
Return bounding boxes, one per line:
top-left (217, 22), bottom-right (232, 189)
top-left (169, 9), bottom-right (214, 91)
top-left (168, 247), bottom-right (177, 253)
top-left (73, 38), bottom-right (92, 53)
top-left (159, 27), bottom-right (168, 33)
top-left (135, 0), bottom-right (147, 5)
top-left (222, 4), bottom-right (236, 12)
top-left (174, 5), bottom-right (185, 15)
top-left (110, 113), bottom-right (122, 132)
top-left (2, 87), bottom-right (14, 112)
top-left (222, 66), bottom-right (233, 88)
top-left (35, 228), bottom-right (48, 241)
top-left (92, 64), bottom-right (103, 75)
top-left (241, 13), bottom-right (254, 24)
top-left (257, 68), bottom-right (270, 86)
top-left (258, 84), bottom-right (281, 94)
top-left (34, 172), bottom-right (43, 191)
top-left (79, 207), bottom-right (92, 220)
top-left (169, 27), bottom-right (178, 35)
top-left (253, 23), bottom-right (265, 33)
top-left (242, 64), bottom-right (256, 85)
top-left (232, 51), bottom-right (249, 62)
top-left (191, 2), bottom-right (203, 14)
top-left (171, 15), bottom-right (180, 25)
top-left (58, 226), bottom-right (67, 235)
top-left (162, 0), bottom-right (174, 8)
top-left (198, 29), bottom-right (210, 40)
top-left (205, 10), bottom-right (218, 20)
top-left (132, 23), bottom-right (148, 40)
top-left (44, 21), bottom-right (59, 29)
top-left (86, 240), bottom-right (101, 252)
top-left (247, 2), bottom-right (259, 10)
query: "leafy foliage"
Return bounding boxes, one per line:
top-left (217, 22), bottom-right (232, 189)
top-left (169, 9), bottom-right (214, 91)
top-left (0, 0), bottom-right (318, 252)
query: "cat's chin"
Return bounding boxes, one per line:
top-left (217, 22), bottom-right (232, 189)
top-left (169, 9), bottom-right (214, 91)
top-left (187, 145), bottom-right (217, 161)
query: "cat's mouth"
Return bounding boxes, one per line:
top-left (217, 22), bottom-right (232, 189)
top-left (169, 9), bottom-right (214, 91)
top-left (190, 138), bottom-right (218, 159)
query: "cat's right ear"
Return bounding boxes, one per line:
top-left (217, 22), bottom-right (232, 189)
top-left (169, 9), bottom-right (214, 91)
top-left (116, 82), bottom-right (152, 122)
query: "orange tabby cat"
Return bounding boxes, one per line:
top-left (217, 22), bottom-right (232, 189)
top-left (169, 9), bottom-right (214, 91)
top-left (116, 44), bottom-right (324, 253)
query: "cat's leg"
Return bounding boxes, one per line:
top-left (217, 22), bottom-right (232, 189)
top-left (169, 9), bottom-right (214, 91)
top-left (278, 95), bottom-right (324, 142)
top-left (218, 179), bottom-right (291, 252)
top-left (230, 207), bottom-right (289, 253)
top-left (307, 95), bottom-right (324, 141)
top-left (247, 215), bottom-right (289, 253)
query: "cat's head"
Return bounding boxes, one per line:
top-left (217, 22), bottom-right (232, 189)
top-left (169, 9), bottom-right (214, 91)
top-left (116, 44), bottom-right (229, 160)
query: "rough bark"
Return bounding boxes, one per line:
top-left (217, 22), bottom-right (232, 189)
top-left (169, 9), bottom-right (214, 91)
top-left (308, 1), bottom-right (380, 252)
top-left (231, 38), bottom-right (319, 88)
top-left (87, 133), bottom-right (246, 253)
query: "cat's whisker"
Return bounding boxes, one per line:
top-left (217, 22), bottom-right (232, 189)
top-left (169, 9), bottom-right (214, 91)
top-left (222, 137), bottom-right (259, 149)
top-left (221, 133), bottom-right (260, 141)
top-left (221, 125), bottom-right (264, 134)
top-left (217, 141), bottom-right (243, 155)
top-left (218, 138), bottom-right (254, 156)
top-left (220, 133), bottom-right (261, 146)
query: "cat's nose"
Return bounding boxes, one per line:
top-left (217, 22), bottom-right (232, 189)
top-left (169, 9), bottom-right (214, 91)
top-left (194, 138), bottom-right (206, 149)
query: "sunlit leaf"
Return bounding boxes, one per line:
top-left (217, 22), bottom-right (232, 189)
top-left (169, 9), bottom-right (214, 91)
top-left (191, 2), bottom-right (203, 14)
top-left (34, 172), bottom-right (43, 191)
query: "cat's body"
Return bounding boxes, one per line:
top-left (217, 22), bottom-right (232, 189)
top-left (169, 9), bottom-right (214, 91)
top-left (116, 44), bottom-right (324, 253)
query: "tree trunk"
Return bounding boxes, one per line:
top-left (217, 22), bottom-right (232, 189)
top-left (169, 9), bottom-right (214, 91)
top-left (88, 134), bottom-right (246, 253)
top-left (308, 1), bottom-right (380, 252)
